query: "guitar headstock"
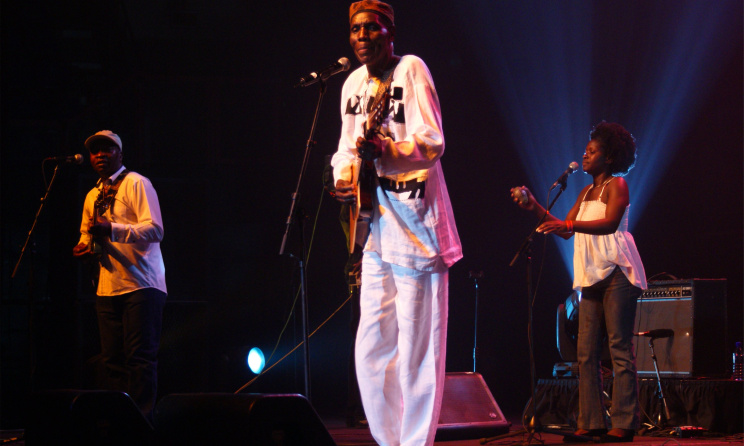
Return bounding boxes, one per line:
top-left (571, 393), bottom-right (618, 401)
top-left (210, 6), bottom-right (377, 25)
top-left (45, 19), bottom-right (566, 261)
top-left (364, 86), bottom-right (401, 140)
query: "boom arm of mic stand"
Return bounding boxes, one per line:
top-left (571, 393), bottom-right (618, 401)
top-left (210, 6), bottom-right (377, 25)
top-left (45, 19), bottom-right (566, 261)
top-left (12, 165), bottom-right (60, 279)
top-left (280, 80), bottom-right (327, 257)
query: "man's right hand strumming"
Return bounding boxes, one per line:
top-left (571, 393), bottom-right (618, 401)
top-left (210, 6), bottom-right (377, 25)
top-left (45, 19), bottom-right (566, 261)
top-left (72, 242), bottom-right (95, 260)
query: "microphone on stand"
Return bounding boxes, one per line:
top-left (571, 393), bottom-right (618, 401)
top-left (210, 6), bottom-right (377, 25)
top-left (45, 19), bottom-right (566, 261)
top-left (295, 57), bottom-right (351, 87)
top-left (550, 161), bottom-right (580, 190)
top-left (45, 154), bottom-right (84, 165)
top-left (636, 328), bottom-right (674, 339)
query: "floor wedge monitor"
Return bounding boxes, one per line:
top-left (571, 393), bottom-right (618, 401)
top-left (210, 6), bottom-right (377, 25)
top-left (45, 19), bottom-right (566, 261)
top-left (436, 372), bottom-right (510, 441)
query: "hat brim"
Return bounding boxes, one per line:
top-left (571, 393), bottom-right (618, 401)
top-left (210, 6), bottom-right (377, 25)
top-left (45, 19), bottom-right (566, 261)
top-left (85, 134), bottom-right (121, 151)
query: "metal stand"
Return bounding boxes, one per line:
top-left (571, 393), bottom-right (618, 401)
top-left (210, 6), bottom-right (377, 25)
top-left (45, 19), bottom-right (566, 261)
top-left (279, 79), bottom-right (329, 401)
top-left (12, 165), bottom-right (60, 279)
top-left (11, 164), bottom-right (62, 392)
top-left (484, 185), bottom-right (572, 445)
top-left (469, 270), bottom-right (483, 372)
top-left (644, 337), bottom-right (671, 430)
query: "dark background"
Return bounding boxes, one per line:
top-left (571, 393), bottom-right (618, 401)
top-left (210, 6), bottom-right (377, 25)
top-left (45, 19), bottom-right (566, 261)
top-left (1, 0), bottom-right (741, 428)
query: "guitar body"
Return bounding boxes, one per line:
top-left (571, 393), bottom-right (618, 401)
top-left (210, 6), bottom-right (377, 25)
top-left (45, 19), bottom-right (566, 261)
top-left (85, 207), bottom-right (104, 288)
top-left (89, 207), bottom-right (105, 258)
top-left (348, 158), bottom-right (375, 251)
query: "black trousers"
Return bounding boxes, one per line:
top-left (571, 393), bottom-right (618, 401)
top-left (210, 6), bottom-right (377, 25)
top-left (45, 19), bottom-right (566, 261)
top-left (96, 287), bottom-right (167, 421)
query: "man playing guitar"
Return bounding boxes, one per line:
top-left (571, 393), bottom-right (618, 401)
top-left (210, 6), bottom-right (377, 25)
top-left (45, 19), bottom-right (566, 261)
top-left (72, 130), bottom-right (167, 422)
top-left (330, 2), bottom-right (462, 445)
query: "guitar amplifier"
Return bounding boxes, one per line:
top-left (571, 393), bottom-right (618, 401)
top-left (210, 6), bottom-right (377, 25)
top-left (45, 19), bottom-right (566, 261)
top-left (634, 279), bottom-right (728, 378)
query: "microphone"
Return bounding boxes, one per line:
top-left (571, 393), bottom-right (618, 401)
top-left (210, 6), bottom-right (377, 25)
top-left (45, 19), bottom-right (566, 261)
top-left (45, 154), bottom-right (84, 165)
top-left (295, 57), bottom-right (351, 87)
top-left (550, 161), bottom-right (580, 190)
top-left (636, 328), bottom-right (674, 339)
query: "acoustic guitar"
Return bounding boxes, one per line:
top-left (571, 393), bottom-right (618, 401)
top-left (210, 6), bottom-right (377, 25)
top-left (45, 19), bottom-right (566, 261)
top-left (348, 84), bottom-right (402, 251)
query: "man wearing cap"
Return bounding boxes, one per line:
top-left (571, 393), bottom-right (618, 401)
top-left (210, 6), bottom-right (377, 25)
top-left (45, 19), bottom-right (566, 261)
top-left (72, 130), bottom-right (167, 421)
top-left (331, 2), bottom-right (462, 444)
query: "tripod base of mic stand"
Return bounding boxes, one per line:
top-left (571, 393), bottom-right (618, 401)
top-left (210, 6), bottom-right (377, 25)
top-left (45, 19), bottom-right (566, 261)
top-left (480, 417), bottom-right (596, 445)
top-left (638, 413), bottom-right (671, 436)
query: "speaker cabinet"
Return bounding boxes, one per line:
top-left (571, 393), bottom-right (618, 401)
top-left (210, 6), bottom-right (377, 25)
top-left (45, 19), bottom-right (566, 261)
top-left (436, 372), bottom-right (510, 441)
top-left (25, 390), bottom-right (154, 446)
top-left (153, 393), bottom-right (335, 446)
top-left (635, 279), bottom-right (728, 378)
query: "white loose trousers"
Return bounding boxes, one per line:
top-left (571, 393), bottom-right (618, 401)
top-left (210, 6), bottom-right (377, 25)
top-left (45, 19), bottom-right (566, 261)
top-left (355, 251), bottom-right (449, 446)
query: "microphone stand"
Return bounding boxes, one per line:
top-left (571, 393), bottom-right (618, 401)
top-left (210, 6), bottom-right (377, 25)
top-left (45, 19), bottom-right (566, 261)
top-left (279, 79), bottom-right (329, 401)
top-left (642, 336), bottom-right (671, 431)
top-left (12, 165), bottom-right (60, 279)
top-left (484, 181), bottom-right (574, 445)
top-left (469, 270), bottom-right (484, 372)
top-left (11, 164), bottom-right (62, 392)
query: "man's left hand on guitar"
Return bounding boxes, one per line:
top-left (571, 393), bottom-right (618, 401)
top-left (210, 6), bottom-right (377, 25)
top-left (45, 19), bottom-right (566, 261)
top-left (334, 179), bottom-right (357, 205)
top-left (357, 135), bottom-right (382, 161)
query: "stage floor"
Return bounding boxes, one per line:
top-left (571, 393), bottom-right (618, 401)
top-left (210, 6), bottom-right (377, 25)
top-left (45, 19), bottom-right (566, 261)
top-left (2, 419), bottom-right (741, 446)
top-left (323, 415), bottom-right (743, 446)
top-left (2, 413), bottom-right (742, 445)
top-left (6, 378), bottom-right (742, 445)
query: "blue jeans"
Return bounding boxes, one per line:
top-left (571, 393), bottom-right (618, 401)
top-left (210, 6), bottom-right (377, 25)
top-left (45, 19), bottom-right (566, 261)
top-left (577, 267), bottom-right (641, 430)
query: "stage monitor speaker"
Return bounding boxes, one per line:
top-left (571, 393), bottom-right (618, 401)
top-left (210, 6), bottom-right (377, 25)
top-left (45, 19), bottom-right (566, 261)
top-left (153, 393), bottom-right (336, 446)
top-left (436, 372), bottom-right (510, 441)
top-left (635, 279), bottom-right (728, 378)
top-left (25, 390), bottom-right (154, 446)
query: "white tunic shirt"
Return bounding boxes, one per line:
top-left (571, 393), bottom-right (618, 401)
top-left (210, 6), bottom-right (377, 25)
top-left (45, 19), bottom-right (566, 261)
top-left (332, 55), bottom-right (462, 271)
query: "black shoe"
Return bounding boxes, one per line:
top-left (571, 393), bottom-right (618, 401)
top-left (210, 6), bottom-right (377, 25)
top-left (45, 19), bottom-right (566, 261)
top-left (562, 428), bottom-right (607, 443)
top-left (600, 428), bottom-right (634, 443)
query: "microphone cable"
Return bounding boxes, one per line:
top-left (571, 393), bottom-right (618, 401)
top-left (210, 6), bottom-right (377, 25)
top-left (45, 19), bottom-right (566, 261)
top-left (235, 179), bottom-right (353, 394)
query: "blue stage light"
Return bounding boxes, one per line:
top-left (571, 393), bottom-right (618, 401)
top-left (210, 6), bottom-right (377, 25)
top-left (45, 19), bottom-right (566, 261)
top-left (247, 347), bottom-right (266, 374)
top-left (454, 0), bottom-right (740, 275)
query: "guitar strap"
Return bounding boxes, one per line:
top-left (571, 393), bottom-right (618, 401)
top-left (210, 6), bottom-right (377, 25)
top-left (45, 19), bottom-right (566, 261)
top-left (95, 169), bottom-right (129, 217)
top-left (87, 170), bottom-right (129, 288)
top-left (367, 66), bottom-right (397, 135)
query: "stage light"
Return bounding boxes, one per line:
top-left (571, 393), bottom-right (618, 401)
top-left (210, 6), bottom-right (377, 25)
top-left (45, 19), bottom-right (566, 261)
top-left (453, 0), bottom-right (740, 275)
top-left (247, 347), bottom-right (265, 374)
top-left (556, 291), bottom-right (581, 362)
top-left (556, 290), bottom-right (610, 365)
